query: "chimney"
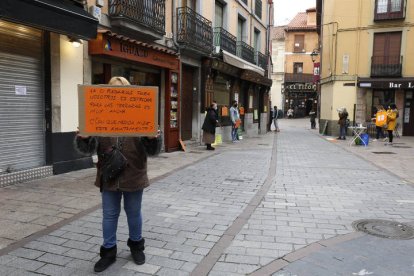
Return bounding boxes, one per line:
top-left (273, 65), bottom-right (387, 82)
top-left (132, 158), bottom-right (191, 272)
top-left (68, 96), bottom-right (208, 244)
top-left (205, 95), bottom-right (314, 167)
top-left (306, 7), bottom-right (317, 26)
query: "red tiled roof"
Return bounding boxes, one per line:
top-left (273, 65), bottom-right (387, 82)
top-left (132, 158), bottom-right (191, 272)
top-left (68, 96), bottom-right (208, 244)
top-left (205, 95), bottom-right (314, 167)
top-left (271, 26), bottom-right (285, 40)
top-left (285, 11), bottom-right (317, 32)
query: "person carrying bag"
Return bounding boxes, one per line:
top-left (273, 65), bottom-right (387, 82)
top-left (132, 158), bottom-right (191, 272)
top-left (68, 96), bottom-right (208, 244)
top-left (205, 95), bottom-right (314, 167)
top-left (75, 77), bottom-right (161, 272)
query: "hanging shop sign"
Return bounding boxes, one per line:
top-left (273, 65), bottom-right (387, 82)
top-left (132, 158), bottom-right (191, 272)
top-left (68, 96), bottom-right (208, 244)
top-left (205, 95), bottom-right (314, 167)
top-left (78, 85), bottom-right (159, 137)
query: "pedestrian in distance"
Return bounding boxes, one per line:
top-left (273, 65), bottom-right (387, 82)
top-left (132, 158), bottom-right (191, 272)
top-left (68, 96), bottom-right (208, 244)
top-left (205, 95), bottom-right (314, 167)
top-left (75, 76), bottom-right (161, 273)
top-left (337, 107), bottom-right (348, 140)
top-left (309, 109), bottom-right (317, 129)
top-left (372, 105), bottom-right (387, 141)
top-left (385, 103), bottom-right (399, 146)
top-left (202, 102), bottom-right (219, 150)
top-left (273, 106), bottom-right (280, 132)
top-left (287, 107), bottom-right (294, 118)
top-left (267, 105), bottom-right (274, 131)
top-left (230, 100), bottom-right (241, 142)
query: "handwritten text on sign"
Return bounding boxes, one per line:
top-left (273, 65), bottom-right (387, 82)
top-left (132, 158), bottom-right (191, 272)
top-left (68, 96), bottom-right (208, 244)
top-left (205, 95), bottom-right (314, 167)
top-left (79, 85), bottom-right (158, 136)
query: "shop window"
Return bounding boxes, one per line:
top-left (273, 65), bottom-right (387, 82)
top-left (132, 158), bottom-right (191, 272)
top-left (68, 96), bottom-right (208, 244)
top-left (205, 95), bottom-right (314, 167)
top-left (372, 90), bottom-right (395, 115)
top-left (293, 62), bottom-right (303, 74)
top-left (293, 35), bottom-right (305, 53)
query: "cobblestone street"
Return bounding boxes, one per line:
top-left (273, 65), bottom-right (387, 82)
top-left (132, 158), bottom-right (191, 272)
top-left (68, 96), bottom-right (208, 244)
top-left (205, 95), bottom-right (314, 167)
top-left (0, 119), bottom-right (414, 275)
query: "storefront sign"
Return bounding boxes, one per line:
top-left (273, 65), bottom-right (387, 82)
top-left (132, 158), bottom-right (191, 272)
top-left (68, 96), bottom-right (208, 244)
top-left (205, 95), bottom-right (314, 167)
top-left (89, 33), bottom-right (179, 71)
top-left (78, 85), bottom-right (158, 136)
top-left (285, 83), bottom-right (317, 92)
top-left (358, 78), bottom-right (414, 89)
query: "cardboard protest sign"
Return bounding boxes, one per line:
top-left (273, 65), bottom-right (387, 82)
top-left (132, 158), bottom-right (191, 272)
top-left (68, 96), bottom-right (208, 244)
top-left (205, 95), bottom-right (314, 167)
top-left (78, 85), bottom-right (158, 137)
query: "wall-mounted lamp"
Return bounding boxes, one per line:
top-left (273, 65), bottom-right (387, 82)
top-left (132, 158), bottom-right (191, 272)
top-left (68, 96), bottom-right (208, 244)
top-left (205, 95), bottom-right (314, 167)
top-left (310, 49), bottom-right (319, 63)
top-left (68, 37), bottom-right (82, 48)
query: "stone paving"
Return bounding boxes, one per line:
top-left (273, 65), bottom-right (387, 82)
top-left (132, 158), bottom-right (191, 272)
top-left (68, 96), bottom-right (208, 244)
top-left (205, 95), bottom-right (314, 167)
top-left (0, 119), bottom-right (414, 275)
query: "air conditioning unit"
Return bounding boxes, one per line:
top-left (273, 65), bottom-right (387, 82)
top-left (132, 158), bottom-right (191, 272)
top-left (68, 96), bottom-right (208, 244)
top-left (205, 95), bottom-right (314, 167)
top-left (89, 5), bottom-right (102, 22)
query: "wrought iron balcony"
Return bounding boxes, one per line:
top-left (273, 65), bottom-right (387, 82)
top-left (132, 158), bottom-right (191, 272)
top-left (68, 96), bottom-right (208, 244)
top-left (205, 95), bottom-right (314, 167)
top-left (371, 56), bottom-right (402, 77)
top-left (255, 51), bottom-right (267, 70)
top-left (177, 7), bottom-right (213, 55)
top-left (214, 27), bottom-right (237, 55)
top-left (109, 0), bottom-right (165, 39)
top-left (255, 0), bottom-right (262, 19)
top-left (284, 73), bottom-right (314, 83)
top-left (237, 41), bottom-right (255, 64)
top-left (374, 0), bottom-right (405, 21)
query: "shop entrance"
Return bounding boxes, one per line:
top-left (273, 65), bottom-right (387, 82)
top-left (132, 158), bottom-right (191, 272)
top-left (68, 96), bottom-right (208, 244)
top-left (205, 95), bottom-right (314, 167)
top-left (403, 92), bottom-right (414, 136)
top-left (181, 65), bottom-right (194, 140)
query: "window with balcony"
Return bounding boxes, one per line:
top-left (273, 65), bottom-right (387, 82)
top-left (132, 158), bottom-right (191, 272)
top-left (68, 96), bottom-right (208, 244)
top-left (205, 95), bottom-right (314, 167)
top-left (375, 0), bottom-right (405, 21)
top-left (255, 0), bottom-right (262, 19)
top-left (293, 63), bottom-right (303, 74)
top-left (294, 35), bottom-right (305, 53)
top-left (371, 32), bottom-right (402, 77)
top-left (237, 16), bottom-right (245, 42)
top-left (215, 1), bottom-right (224, 28)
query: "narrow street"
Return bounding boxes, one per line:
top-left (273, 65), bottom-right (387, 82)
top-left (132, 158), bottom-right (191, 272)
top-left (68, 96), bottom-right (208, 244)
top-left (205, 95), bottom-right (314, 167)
top-left (0, 119), bottom-right (414, 275)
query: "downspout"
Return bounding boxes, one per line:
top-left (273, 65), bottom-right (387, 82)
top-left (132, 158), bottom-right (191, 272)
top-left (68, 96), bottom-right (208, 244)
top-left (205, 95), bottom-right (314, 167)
top-left (172, 0), bottom-right (183, 142)
top-left (354, 0), bottom-right (363, 124)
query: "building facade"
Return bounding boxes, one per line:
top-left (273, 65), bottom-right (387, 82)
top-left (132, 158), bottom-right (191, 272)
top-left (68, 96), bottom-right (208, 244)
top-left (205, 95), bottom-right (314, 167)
top-left (270, 26), bottom-right (286, 113)
top-left (318, 0), bottom-right (414, 136)
top-left (0, 0), bottom-right (98, 185)
top-left (283, 8), bottom-right (319, 118)
top-left (0, 0), bottom-right (273, 185)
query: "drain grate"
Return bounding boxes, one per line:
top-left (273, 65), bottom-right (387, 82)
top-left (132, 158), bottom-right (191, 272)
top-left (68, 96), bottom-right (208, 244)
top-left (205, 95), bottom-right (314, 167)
top-left (392, 145), bottom-right (412, 148)
top-left (372, 151), bottom-right (396, 154)
top-left (189, 151), bottom-right (204, 154)
top-left (258, 144), bottom-right (270, 146)
top-left (352, 219), bottom-right (414, 240)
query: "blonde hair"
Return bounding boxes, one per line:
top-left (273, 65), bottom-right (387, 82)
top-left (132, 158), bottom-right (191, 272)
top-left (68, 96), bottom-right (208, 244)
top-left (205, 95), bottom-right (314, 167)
top-left (108, 76), bottom-right (130, 85)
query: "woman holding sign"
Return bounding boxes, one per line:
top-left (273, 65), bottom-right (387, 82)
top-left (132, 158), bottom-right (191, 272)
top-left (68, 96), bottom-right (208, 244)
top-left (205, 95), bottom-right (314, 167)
top-left (75, 77), bottom-right (160, 272)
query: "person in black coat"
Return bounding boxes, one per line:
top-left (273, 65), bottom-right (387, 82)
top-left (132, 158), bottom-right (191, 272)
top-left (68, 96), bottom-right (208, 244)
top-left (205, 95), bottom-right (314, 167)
top-left (202, 102), bottom-right (218, 150)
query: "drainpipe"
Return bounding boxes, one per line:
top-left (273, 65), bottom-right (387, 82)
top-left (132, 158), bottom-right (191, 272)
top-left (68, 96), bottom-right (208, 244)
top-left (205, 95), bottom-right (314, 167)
top-left (172, 0), bottom-right (183, 142)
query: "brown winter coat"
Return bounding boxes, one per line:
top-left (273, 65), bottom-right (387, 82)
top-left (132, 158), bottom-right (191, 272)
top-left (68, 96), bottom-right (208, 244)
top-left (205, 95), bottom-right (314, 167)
top-left (338, 111), bottom-right (348, 127)
top-left (76, 136), bottom-right (160, 192)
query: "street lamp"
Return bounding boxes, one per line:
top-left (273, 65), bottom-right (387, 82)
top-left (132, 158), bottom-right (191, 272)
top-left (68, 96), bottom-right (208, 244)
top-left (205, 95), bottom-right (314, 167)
top-left (310, 49), bottom-right (319, 63)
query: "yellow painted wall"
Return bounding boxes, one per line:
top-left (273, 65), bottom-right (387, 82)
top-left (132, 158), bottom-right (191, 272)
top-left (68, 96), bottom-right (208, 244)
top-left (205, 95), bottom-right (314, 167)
top-left (284, 31), bottom-right (319, 74)
top-left (320, 0), bottom-right (414, 122)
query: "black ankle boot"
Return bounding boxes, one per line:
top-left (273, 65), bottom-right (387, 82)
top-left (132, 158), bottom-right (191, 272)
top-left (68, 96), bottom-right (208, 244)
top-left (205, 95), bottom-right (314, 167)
top-left (94, 245), bottom-right (117, 272)
top-left (127, 238), bottom-right (145, 265)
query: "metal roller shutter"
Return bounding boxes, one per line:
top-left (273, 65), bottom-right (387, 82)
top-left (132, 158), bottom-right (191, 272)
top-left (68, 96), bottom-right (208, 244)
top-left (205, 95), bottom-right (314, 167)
top-left (0, 21), bottom-right (45, 173)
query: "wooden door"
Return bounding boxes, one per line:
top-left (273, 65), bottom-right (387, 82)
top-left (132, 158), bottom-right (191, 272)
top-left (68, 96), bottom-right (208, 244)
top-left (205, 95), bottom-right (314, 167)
top-left (181, 65), bottom-right (193, 140)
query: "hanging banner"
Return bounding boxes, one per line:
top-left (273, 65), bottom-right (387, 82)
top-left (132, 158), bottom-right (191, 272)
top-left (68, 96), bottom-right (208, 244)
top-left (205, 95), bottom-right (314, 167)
top-left (313, 62), bottom-right (320, 83)
top-left (78, 85), bottom-right (159, 136)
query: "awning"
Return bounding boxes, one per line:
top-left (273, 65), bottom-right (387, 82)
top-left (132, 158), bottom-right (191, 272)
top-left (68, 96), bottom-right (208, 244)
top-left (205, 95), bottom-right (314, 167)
top-left (0, 0), bottom-right (98, 39)
top-left (222, 50), bottom-right (265, 76)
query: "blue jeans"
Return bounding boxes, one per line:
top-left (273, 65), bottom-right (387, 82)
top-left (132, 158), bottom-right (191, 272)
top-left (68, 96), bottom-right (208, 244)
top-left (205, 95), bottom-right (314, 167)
top-left (102, 190), bottom-right (143, 248)
top-left (340, 126), bottom-right (347, 138)
top-left (231, 125), bottom-right (238, 141)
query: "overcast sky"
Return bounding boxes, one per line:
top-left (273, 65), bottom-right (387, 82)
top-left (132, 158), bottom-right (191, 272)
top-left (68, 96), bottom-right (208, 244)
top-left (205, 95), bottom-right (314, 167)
top-left (273, 0), bottom-right (316, 26)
